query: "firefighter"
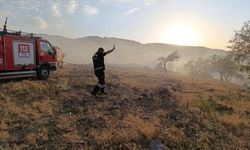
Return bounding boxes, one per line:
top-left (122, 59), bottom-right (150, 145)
top-left (91, 45), bottom-right (115, 97)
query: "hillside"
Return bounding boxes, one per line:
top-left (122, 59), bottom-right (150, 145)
top-left (0, 65), bottom-right (249, 149)
top-left (39, 34), bottom-right (228, 68)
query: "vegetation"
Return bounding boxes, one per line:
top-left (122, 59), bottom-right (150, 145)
top-left (157, 50), bottom-right (180, 72)
top-left (185, 54), bottom-right (243, 83)
top-left (229, 20), bottom-right (250, 78)
top-left (207, 54), bottom-right (242, 82)
top-left (184, 57), bottom-right (211, 81)
top-left (0, 65), bottom-right (249, 149)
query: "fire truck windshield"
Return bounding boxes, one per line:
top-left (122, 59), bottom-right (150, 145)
top-left (40, 41), bottom-right (54, 55)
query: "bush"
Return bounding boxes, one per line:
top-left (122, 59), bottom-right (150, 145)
top-left (198, 93), bottom-right (216, 112)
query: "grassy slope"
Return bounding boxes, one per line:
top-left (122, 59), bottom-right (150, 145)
top-left (0, 65), bottom-right (250, 149)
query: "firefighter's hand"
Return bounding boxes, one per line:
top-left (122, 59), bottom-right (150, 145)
top-left (106, 45), bottom-right (116, 55)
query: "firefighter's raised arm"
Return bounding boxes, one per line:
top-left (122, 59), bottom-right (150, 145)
top-left (105, 45), bottom-right (116, 55)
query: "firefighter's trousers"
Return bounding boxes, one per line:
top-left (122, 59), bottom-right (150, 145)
top-left (93, 69), bottom-right (105, 93)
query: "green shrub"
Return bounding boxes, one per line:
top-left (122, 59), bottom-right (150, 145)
top-left (197, 93), bottom-right (216, 112)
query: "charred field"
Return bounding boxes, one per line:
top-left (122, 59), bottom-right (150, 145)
top-left (0, 65), bottom-right (250, 149)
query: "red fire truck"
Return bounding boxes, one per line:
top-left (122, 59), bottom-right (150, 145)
top-left (0, 18), bottom-right (57, 80)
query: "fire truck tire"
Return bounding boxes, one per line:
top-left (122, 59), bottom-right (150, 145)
top-left (38, 66), bottom-right (50, 80)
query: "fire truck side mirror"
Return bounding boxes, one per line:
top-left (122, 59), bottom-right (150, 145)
top-left (3, 17), bottom-right (8, 33)
top-left (53, 49), bottom-right (57, 55)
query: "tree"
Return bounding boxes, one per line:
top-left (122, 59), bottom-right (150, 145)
top-left (157, 50), bottom-right (180, 72)
top-left (184, 57), bottom-right (212, 81)
top-left (207, 54), bottom-right (241, 82)
top-left (228, 20), bottom-right (250, 78)
top-left (185, 55), bottom-right (243, 83)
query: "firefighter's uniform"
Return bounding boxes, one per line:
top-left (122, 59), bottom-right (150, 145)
top-left (92, 51), bottom-right (107, 94)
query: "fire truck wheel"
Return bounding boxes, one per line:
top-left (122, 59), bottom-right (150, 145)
top-left (38, 66), bottom-right (50, 80)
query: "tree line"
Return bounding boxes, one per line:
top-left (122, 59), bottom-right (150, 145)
top-left (157, 20), bottom-right (250, 84)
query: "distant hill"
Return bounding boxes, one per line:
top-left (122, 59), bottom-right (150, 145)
top-left (39, 34), bottom-right (228, 68)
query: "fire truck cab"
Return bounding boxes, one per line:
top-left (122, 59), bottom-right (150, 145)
top-left (0, 30), bottom-right (57, 80)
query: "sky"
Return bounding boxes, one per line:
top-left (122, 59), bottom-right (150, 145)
top-left (0, 0), bottom-right (250, 49)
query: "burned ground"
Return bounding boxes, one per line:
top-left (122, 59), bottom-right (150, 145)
top-left (0, 65), bottom-right (250, 149)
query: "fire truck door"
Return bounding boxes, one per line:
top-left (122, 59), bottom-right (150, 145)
top-left (40, 41), bottom-right (55, 63)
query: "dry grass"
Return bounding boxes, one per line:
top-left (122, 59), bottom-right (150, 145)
top-left (0, 64), bottom-right (249, 149)
top-left (218, 114), bottom-right (246, 126)
top-left (63, 131), bottom-right (81, 143)
top-left (56, 115), bottom-right (78, 131)
top-left (162, 126), bottom-right (187, 144)
top-left (32, 99), bottom-right (54, 116)
top-left (0, 120), bottom-right (9, 141)
top-left (122, 114), bottom-right (159, 140)
top-left (225, 100), bottom-right (250, 112)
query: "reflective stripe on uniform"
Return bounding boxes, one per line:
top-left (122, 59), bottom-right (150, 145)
top-left (95, 67), bottom-right (103, 71)
top-left (97, 83), bottom-right (105, 88)
top-left (97, 83), bottom-right (102, 88)
top-left (100, 84), bottom-right (105, 88)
